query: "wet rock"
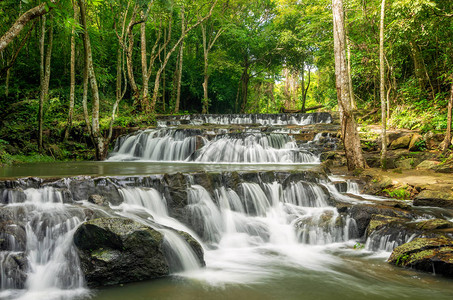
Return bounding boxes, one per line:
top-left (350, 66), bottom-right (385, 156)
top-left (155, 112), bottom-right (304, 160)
top-left (178, 231), bottom-right (205, 267)
top-left (74, 217), bottom-right (204, 287)
top-left (88, 194), bottom-right (108, 206)
top-left (74, 217), bottom-right (169, 287)
top-left (0, 221), bottom-right (26, 251)
top-left (69, 177), bottom-right (122, 205)
top-left (414, 190), bottom-right (453, 208)
top-left (414, 219), bottom-right (453, 231)
top-left (348, 204), bottom-right (414, 237)
top-left (0, 252), bottom-right (28, 289)
top-left (388, 237), bottom-right (453, 277)
top-left (390, 135), bottom-right (412, 150)
top-left (366, 214), bottom-right (409, 237)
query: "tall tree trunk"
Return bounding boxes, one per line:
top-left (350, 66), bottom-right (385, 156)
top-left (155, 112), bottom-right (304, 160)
top-left (78, 0), bottom-right (105, 160)
top-left (201, 22), bottom-right (223, 114)
top-left (64, 1), bottom-right (78, 141)
top-left (345, 9), bottom-right (356, 110)
top-left (38, 16), bottom-right (53, 153)
top-left (140, 12), bottom-right (149, 112)
top-left (379, 0), bottom-right (387, 169)
top-left (174, 7), bottom-right (185, 114)
top-left (332, 0), bottom-right (366, 170)
top-left (240, 60), bottom-right (249, 113)
top-left (441, 82), bottom-right (453, 153)
top-left (125, 6), bottom-right (140, 103)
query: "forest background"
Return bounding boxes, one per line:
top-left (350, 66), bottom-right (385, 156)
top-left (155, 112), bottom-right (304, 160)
top-left (0, 0), bottom-right (452, 162)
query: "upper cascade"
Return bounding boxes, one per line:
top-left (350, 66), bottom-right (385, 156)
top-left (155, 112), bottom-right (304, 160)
top-left (108, 112), bottom-right (337, 163)
top-left (157, 112), bottom-right (332, 127)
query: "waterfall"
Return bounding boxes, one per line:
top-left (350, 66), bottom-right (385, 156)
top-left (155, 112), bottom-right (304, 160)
top-left (109, 131), bottom-right (320, 163)
top-left (157, 113), bottom-right (332, 127)
top-left (0, 187), bottom-right (88, 300)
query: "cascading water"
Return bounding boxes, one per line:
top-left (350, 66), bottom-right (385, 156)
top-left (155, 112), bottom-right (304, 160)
top-left (0, 187), bottom-right (88, 300)
top-left (3, 112), bottom-right (453, 300)
top-left (109, 130), bottom-right (320, 163)
top-left (157, 113), bottom-right (332, 127)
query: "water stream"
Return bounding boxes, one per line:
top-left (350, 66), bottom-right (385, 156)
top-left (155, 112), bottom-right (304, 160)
top-left (1, 113), bottom-right (452, 300)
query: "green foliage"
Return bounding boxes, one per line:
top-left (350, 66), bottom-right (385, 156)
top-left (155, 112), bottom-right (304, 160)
top-left (353, 242), bottom-right (365, 250)
top-left (383, 187), bottom-right (411, 200)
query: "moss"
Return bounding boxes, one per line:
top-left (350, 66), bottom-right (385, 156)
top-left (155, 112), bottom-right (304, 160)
top-left (415, 219), bottom-right (453, 231)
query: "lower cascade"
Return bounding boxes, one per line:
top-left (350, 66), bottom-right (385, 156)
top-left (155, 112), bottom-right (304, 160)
top-left (2, 169), bottom-right (452, 299)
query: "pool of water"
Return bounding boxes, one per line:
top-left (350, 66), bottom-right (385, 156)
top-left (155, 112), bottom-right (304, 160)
top-left (0, 161), bottom-right (319, 178)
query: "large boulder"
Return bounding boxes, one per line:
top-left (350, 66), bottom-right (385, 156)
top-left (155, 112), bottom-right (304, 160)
top-left (389, 135), bottom-right (412, 150)
top-left (414, 190), bottom-right (453, 208)
top-left (388, 237), bottom-right (453, 277)
top-left (73, 217), bottom-right (204, 287)
top-left (408, 133), bottom-right (423, 151)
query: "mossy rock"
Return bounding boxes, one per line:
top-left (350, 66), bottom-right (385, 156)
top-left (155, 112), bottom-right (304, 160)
top-left (414, 190), bottom-right (453, 208)
top-left (414, 219), bottom-right (453, 231)
top-left (388, 237), bottom-right (453, 277)
top-left (74, 217), bottom-right (168, 287)
top-left (366, 214), bottom-right (407, 237)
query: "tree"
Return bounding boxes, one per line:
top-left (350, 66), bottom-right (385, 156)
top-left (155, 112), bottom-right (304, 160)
top-left (332, 0), bottom-right (367, 170)
top-left (38, 15), bottom-right (54, 152)
top-left (379, 0), bottom-right (387, 169)
top-left (0, 1), bottom-right (58, 52)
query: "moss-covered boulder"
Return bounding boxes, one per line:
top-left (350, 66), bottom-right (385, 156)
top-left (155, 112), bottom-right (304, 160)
top-left (414, 190), bottom-right (453, 208)
top-left (74, 217), bottom-right (204, 287)
top-left (388, 237), bottom-right (453, 277)
top-left (390, 135), bottom-right (412, 149)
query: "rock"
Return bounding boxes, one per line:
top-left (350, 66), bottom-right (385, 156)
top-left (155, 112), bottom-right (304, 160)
top-left (74, 217), bottom-right (182, 287)
top-left (423, 132), bottom-right (444, 150)
top-left (434, 159), bottom-right (453, 173)
top-left (388, 237), bottom-right (453, 277)
top-left (348, 204), bottom-right (414, 237)
top-left (414, 190), bottom-right (453, 208)
top-left (395, 158), bottom-right (414, 170)
top-left (408, 133), bottom-right (423, 151)
top-left (390, 135), bottom-right (412, 150)
top-left (366, 214), bottom-right (408, 237)
top-left (88, 194), bottom-right (108, 206)
top-left (0, 252), bottom-right (28, 289)
top-left (414, 219), bottom-right (453, 231)
top-left (416, 160), bottom-right (440, 170)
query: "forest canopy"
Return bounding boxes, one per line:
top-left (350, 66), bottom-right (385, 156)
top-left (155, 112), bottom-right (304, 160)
top-left (0, 0), bottom-right (452, 160)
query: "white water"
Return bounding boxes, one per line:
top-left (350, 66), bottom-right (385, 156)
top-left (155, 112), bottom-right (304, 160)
top-left (0, 187), bottom-right (89, 300)
top-left (108, 130), bottom-right (320, 163)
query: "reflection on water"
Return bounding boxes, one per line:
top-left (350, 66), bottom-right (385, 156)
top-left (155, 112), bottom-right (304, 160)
top-left (92, 247), bottom-right (453, 300)
top-left (0, 161), bottom-right (318, 178)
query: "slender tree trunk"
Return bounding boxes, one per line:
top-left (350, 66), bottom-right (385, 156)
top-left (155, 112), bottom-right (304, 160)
top-left (441, 82), bottom-right (453, 152)
top-left (140, 12), bottom-right (149, 112)
top-left (379, 0), bottom-right (387, 169)
top-left (78, 0), bottom-right (105, 160)
top-left (64, 2), bottom-right (78, 141)
top-left (345, 9), bottom-right (356, 110)
top-left (301, 63), bottom-right (305, 111)
top-left (201, 23), bottom-right (209, 114)
top-left (38, 17), bottom-right (53, 153)
top-left (332, 0), bottom-right (366, 170)
top-left (125, 6), bottom-right (140, 102)
top-left (240, 60), bottom-right (249, 113)
top-left (303, 67), bottom-right (311, 112)
top-left (174, 7), bottom-right (185, 114)
top-left (174, 40), bottom-right (184, 113)
top-left (0, 2), bottom-right (56, 52)
top-left (150, 0), bottom-right (218, 112)
top-left (5, 67), bottom-right (10, 97)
